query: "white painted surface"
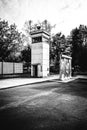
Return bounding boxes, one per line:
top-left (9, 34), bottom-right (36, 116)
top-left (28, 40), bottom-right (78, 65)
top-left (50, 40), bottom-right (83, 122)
top-left (31, 42), bottom-right (43, 64)
top-left (14, 63), bottom-right (23, 73)
top-left (31, 32), bottom-right (50, 77)
top-left (42, 42), bottom-right (49, 77)
top-left (0, 62), bottom-right (23, 75)
top-left (3, 62), bottom-right (13, 74)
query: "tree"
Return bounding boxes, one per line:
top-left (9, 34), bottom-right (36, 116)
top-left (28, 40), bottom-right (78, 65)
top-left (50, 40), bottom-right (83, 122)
top-left (65, 35), bottom-right (72, 56)
top-left (21, 45), bottom-right (31, 72)
top-left (24, 20), bottom-right (33, 36)
top-left (50, 32), bottom-right (67, 73)
top-left (70, 25), bottom-right (87, 71)
top-left (0, 19), bottom-right (23, 62)
top-left (24, 19), bottom-right (55, 35)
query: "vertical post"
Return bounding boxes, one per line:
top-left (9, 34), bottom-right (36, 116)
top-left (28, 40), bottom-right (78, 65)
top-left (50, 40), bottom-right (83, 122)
top-left (2, 61), bottom-right (3, 75)
top-left (59, 55), bottom-right (61, 79)
top-left (70, 58), bottom-right (72, 77)
top-left (13, 62), bottom-right (15, 74)
top-left (59, 54), bottom-right (62, 80)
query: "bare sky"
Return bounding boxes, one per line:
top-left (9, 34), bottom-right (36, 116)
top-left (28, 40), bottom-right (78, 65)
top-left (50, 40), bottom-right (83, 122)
top-left (0, 0), bottom-right (87, 36)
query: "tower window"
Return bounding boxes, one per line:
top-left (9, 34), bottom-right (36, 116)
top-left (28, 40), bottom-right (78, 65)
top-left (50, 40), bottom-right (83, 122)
top-left (32, 36), bottom-right (42, 43)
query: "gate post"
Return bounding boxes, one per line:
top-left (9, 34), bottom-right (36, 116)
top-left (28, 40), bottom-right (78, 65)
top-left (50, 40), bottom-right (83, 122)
top-left (1, 61), bottom-right (3, 75)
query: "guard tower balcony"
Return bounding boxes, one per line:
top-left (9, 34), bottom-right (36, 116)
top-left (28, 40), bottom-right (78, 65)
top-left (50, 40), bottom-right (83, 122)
top-left (30, 25), bottom-right (50, 44)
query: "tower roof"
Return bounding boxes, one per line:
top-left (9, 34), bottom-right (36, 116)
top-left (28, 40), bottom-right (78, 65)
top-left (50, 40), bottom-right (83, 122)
top-left (30, 30), bottom-right (50, 37)
top-left (29, 22), bottom-right (51, 37)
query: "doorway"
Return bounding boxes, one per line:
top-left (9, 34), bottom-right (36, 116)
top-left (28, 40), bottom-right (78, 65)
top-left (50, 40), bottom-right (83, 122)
top-left (33, 65), bottom-right (38, 77)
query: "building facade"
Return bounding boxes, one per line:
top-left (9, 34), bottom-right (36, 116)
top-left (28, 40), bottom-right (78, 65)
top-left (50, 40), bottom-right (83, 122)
top-left (30, 29), bottom-right (50, 77)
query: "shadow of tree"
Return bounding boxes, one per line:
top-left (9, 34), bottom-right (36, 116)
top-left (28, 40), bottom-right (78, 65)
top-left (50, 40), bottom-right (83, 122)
top-left (54, 79), bottom-right (87, 98)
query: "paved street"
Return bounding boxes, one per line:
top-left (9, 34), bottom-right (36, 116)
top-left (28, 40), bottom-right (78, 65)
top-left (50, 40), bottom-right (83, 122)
top-left (0, 78), bottom-right (87, 130)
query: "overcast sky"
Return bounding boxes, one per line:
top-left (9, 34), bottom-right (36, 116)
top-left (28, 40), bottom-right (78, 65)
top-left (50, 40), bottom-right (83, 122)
top-left (0, 0), bottom-right (87, 36)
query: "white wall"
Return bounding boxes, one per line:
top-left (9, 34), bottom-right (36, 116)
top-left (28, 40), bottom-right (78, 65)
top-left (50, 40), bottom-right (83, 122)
top-left (3, 62), bottom-right (13, 74)
top-left (0, 62), bottom-right (23, 75)
top-left (31, 38), bottom-right (49, 77)
top-left (31, 42), bottom-right (43, 65)
top-left (38, 64), bottom-right (43, 77)
top-left (14, 63), bottom-right (23, 73)
top-left (43, 42), bottom-right (49, 60)
top-left (42, 42), bottom-right (49, 77)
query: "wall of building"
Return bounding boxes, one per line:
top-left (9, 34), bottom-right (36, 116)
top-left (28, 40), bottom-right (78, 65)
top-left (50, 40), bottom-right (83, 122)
top-left (31, 30), bottom-right (50, 77)
top-left (31, 42), bottom-right (49, 77)
top-left (42, 42), bottom-right (49, 77)
top-left (31, 42), bottom-right (43, 77)
top-left (31, 42), bottom-right (43, 65)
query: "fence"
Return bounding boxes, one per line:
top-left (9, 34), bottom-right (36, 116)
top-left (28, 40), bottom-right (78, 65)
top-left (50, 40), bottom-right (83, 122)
top-left (0, 62), bottom-right (23, 75)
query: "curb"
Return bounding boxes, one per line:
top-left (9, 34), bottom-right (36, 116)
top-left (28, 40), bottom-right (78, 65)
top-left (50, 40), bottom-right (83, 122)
top-left (0, 76), bottom-right (86, 90)
top-left (0, 78), bottom-right (59, 90)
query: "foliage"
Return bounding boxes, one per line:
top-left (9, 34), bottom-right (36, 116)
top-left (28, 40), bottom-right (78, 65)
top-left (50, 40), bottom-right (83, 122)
top-left (70, 25), bottom-right (87, 71)
top-left (24, 19), bottom-right (55, 35)
top-left (0, 18), bottom-right (23, 62)
top-left (21, 33), bottom-right (31, 46)
top-left (21, 45), bottom-right (31, 70)
top-left (50, 32), bottom-right (69, 73)
top-left (23, 20), bottom-right (32, 36)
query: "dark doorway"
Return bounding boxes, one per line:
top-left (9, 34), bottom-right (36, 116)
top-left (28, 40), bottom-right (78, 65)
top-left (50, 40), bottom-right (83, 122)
top-left (33, 65), bottom-right (38, 77)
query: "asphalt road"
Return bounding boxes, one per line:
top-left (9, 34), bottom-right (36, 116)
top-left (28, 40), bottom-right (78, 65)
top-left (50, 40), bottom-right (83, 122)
top-left (0, 78), bottom-right (87, 130)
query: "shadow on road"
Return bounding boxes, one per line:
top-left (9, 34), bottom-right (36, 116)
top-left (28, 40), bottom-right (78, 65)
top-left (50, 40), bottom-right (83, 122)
top-left (0, 78), bottom-right (87, 130)
top-left (53, 78), bottom-right (87, 98)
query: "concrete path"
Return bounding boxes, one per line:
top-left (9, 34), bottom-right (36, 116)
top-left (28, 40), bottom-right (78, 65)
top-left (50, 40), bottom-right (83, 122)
top-left (0, 75), bottom-right (59, 89)
top-left (0, 75), bottom-right (87, 90)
